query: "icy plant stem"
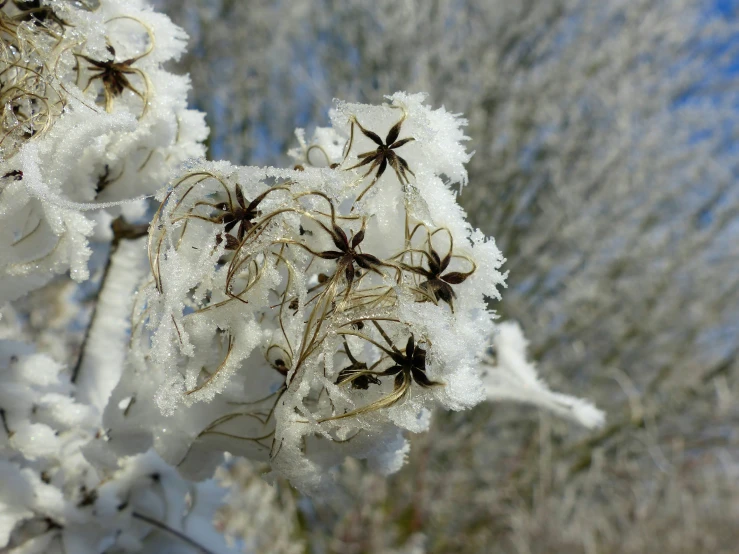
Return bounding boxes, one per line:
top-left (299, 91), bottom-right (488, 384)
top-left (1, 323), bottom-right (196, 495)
top-left (74, 220), bottom-right (148, 410)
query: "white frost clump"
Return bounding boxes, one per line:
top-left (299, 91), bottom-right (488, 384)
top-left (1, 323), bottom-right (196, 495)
top-left (108, 94), bottom-right (511, 493)
top-left (483, 321), bottom-right (605, 429)
top-left (0, 342), bottom-right (231, 553)
top-left (0, 0), bottom-right (207, 304)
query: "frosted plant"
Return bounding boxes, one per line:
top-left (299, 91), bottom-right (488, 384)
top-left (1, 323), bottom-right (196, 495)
top-left (0, 3), bottom-right (65, 161)
top-left (0, 234), bottom-right (231, 552)
top-left (0, 342), bottom-right (231, 553)
top-left (0, 1), bottom-right (235, 551)
top-left (0, 0), bottom-right (206, 305)
top-left (105, 93), bottom-right (601, 495)
top-left (483, 321), bottom-right (604, 429)
top-left (106, 93), bottom-right (507, 492)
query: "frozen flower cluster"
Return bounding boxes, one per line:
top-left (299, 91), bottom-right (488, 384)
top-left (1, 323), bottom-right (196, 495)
top-left (0, 0), bottom-right (207, 305)
top-left (102, 92), bottom-right (599, 494)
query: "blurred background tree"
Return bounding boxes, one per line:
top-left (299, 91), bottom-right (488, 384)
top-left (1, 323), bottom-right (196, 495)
top-left (152, 1), bottom-right (739, 551)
